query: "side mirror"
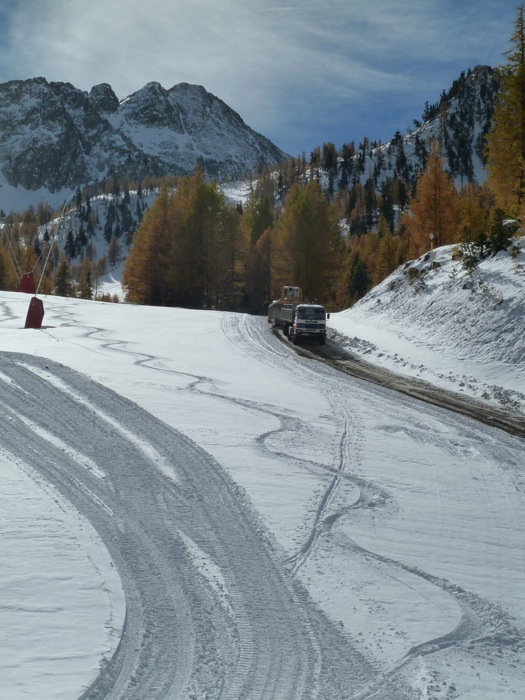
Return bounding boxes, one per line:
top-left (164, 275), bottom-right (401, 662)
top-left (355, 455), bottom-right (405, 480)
top-left (326, 313), bottom-right (330, 319)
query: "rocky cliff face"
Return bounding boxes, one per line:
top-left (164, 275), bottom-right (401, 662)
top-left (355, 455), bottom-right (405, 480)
top-left (0, 77), bottom-right (288, 199)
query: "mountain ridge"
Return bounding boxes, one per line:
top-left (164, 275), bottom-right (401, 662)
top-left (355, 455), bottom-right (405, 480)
top-left (0, 77), bottom-right (289, 212)
top-left (0, 65), bottom-right (502, 216)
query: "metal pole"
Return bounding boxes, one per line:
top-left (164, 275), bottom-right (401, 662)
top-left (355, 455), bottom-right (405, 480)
top-left (36, 197), bottom-right (70, 295)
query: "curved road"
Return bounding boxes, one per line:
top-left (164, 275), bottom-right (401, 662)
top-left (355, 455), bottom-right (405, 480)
top-left (286, 332), bottom-right (525, 440)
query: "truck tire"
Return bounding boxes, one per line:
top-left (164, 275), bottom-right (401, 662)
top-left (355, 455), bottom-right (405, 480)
top-left (319, 335), bottom-right (326, 345)
top-left (283, 324), bottom-right (289, 337)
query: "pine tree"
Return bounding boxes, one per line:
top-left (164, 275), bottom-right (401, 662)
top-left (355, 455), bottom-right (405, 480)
top-left (77, 260), bottom-right (93, 300)
top-left (54, 256), bottom-right (74, 297)
top-left (108, 236), bottom-right (121, 267)
top-left (64, 229), bottom-right (76, 260)
top-left (485, 2), bottom-right (525, 214)
top-left (346, 255), bottom-right (370, 303)
top-left (348, 183), bottom-right (368, 235)
top-left (243, 184), bottom-right (274, 246)
top-left (489, 208), bottom-right (516, 253)
top-left (213, 205), bottom-right (246, 310)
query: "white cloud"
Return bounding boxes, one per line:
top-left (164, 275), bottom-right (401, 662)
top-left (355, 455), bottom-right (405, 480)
top-left (0, 0), bottom-right (516, 153)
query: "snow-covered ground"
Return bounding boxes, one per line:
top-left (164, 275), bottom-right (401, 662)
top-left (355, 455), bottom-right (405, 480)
top-left (330, 241), bottom-right (525, 412)
top-left (1, 239), bottom-right (524, 699)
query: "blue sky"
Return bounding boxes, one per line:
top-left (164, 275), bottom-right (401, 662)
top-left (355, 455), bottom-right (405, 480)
top-left (0, 0), bottom-right (518, 156)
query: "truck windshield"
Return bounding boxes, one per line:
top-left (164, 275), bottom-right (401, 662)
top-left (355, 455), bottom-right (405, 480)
top-left (296, 307), bottom-right (325, 320)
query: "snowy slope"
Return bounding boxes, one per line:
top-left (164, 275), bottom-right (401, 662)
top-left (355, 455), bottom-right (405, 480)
top-left (0, 240), bottom-right (524, 698)
top-left (329, 239), bottom-right (525, 412)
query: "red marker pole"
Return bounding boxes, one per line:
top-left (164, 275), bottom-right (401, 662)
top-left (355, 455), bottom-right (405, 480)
top-left (24, 296), bottom-right (45, 329)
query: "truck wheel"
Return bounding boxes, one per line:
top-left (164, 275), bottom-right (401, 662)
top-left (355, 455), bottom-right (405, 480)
top-left (292, 333), bottom-right (299, 345)
top-left (319, 336), bottom-right (326, 345)
top-left (283, 324), bottom-right (289, 337)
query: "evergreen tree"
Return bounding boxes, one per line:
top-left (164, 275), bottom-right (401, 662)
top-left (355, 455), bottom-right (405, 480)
top-left (135, 198), bottom-right (143, 223)
top-left (54, 257), bottom-right (74, 297)
top-left (75, 187), bottom-right (82, 212)
top-left (75, 223), bottom-right (88, 252)
top-left (77, 260), bottom-right (93, 299)
top-left (347, 256), bottom-right (370, 301)
top-left (364, 178), bottom-right (377, 229)
top-left (64, 229), bottom-right (76, 260)
top-left (243, 184), bottom-right (274, 246)
top-left (108, 236), bottom-right (121, 267)
top-left (348, 183), bottom-right (368, 235)
top-left (111, 178), bottom-right (121, 199)
top-left (378, 179), bottom-right (395, 231)
top-left (321, 142), bottom-right (337, 173)
top-left (104, 200), bottom-right (117, 243)
top-left (119, 199), bottom-right (134, 234)
top-left (212, 205), bottom-right (245, 309)
top-left (489, 208), bottom-right (516, 253)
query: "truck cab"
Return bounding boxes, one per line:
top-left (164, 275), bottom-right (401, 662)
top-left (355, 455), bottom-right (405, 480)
top-left (288, 303), bottom-right (330, 345)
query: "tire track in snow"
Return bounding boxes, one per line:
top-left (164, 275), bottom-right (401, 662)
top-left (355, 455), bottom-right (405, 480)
top-left (0, 351), bottom-right (382, 699)
top-left (219, 315), bottom-right (425, 698)
top-left (220, 314), bottom-right (373, 574)
top-left (221, 315), bottom-right (525, 697)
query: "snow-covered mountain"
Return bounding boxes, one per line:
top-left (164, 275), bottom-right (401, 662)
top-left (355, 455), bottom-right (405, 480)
top-left (342, 65), bottom-right (501, 191)
top-left (0, 77), bottom-right (289, 212)
top-left (0, 66), bottom-right (502, 216)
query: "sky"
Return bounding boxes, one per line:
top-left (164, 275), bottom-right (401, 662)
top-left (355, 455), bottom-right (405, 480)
top-left (0, 0), bottom-right (519, 157)
top-left (0, 239), bottom-right (524, 698)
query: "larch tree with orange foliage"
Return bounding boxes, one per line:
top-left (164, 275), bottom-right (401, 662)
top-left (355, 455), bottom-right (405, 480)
top-left (276, 180), bottom-right (341, 304)
top-left (407, 144), bottom-right (460, 258)
top-left (122, 181), bottom-right (172, 305)
top-left (0, 243), bottom-right (17, 290)
top-left (457, 183), bottom-right (494, 243)
top-left (485, 2), bottom-right (525, 216)
top-left (245, 227), bottom-right (277, 314)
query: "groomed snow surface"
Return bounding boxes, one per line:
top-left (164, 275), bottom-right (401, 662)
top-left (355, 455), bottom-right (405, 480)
top-left (0, 241), bottom-right (524, 699)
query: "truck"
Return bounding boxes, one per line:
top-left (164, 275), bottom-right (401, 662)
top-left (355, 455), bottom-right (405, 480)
top-left (267, 286), bottom-right (330, 345)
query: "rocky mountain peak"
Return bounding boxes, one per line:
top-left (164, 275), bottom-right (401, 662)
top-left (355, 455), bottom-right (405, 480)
top-left (89, 83), bottom-right (119, 114)
top-left (0, 78), bottom-right (289, 211)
